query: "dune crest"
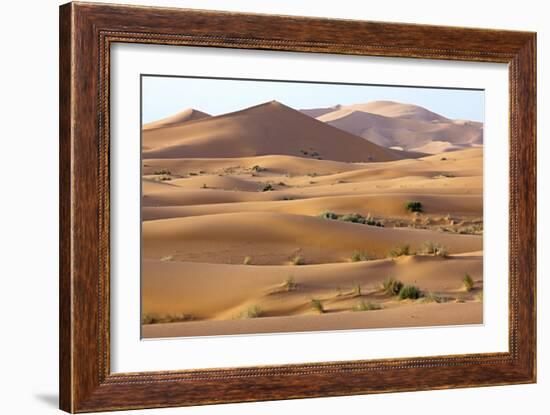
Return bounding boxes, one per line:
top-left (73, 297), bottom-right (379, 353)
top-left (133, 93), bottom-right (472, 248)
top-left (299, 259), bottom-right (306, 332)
top-left (143, 108), bottom-right (211, 131)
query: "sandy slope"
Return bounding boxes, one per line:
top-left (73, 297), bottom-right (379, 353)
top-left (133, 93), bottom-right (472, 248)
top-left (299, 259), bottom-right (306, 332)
top-left (142, 211), bottom-right (482, 264)
top-left (142, 101), bottom-right (409, 162)
top-left (142, 108), bottom-right (211, 131)
top-left (303, 101), bottom-right (483, 153)
top-left (142, 252), bottom-right (482, 336)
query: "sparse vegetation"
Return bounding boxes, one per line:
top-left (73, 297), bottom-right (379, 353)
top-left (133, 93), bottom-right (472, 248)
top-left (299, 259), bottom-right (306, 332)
top-left (291, 255), bottom-right (305, 266)
top-left (160, 255), bottom-right (174, 262)
top-left (283, 275), bottom-right (298, 291)
top-left (475, 291), bottom-right (484, 302)
top-left (237, 305), bottom-right (264, 319)
top-left (262, 183), bottom-right (274, 192)
top-left (353, 300), bottom-right (382, 311)
top-left (311, 298), bottom-right (325, 314)
top-left (389, 244), bottom-right (411, 258)
top-left (419, 241), bottom-right (448, 257)
top-left (142, 313), bottom-right (195, 325)
top-left (352, 282), bottom-right (362, 296)
top-left (382, 277), bottom-right (404, 296)
top-left (405, 200), bottom-right (423, 213)
top-left (398, 285), bottom-right (422, 300)
top-left (318, 211), bottom-right (383, 227)
top-left (153, 168), bottom-right (171, 175)
top-left (422, 292), bottom-right (443, 303)
top-left (319, 211), bottom-right (339, 220)
top-left (201, 183), bottom-right (208, 189)
top-left (463, 273), bottom-right (474, 291)
top-left (251, 165), bottom-right (266, 172)
top-left (243, 256), bottom-right (252, 265)
top-left (350, 251), bottom-right (374, 262)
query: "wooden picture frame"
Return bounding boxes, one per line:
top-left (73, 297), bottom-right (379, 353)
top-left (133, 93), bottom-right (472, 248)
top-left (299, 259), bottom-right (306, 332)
top-left (59, 2), bottom-right (536, 412)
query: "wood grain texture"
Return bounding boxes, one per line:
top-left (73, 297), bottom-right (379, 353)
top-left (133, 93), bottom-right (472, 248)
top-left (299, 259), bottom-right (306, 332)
top-left (59, 2), bottom-right (536, 412)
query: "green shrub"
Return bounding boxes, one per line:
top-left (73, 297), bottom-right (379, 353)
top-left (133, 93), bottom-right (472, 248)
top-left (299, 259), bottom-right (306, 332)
top-left (311, 298), bottom-right (325, 313)
top-left (319, 211), bottom-right (339, 220)
top-left (389, 244), bottom-right (411, 258)
top-left (153, 168), bottom-right (171, 175)
top-left (353, 300), bottom-right (382, 311)
top-left (463, 273), bottom-right (474, 291)
top-left (262, 183), bottom-right (274, 192)
top-left (399, 285), bottom-right (422, 300)
top-left (350, 251), bottom-right (374, 262)
top-left (237, 305), bottom-right (263, 319)
top-left (382, 277), bottom-right (404, 296)
top-left (420, 241), bottom-right (448, 257)
top-left (283, 275), bottom-right (298, 291)
top-left (405, 201), bottom-right (423, 212)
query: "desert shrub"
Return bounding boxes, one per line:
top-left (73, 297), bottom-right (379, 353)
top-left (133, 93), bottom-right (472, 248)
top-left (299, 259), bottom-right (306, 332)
top-left (339, 213), bottom-right (367, 224)
top-left (283, 275), bottom-right (298, 291)
top-left (311, 298), bottom-right (325, 314)
top-left (243, 256), bottom-right (252, 265)
top-left (251, 165), bottom-right (266, 172)
top-left (291, 255), bottom-right (305, 266)
top-left (262, 183), bottom-right (274, 192)
top-left (189, 172), bottom-right (198, 176)
top-left (160, 255), bottom-right (174, 262)
top-left (350, 251), bottom-right (374, 262)
top-left (238, 305), bottom-right (263, 319)
top-left (382, 277), bottom-right (404, 296)
top-left (420, 241), bottom-right (448, 257)
top-left (201, 183), bottom-right (208, 189)
top-left (476, 291), bottom-right (484, 301)
top-left (278, 182), bottom-right (287, 186)
top-left (422, 292), bottom-right (443, 303)
top-left (319, 211), bottom-right (339, 220)
top-left (388, 244), bottom-right (411, 258)
top-left (353, 300), bottom-right (382, 311)
top-left (399, 285), bottom-right (422, 300)
top-left (352, 282), bottom-right (362, 296)
top-left (405, 201), bottom-right (423, 212)
top-left (158, 176), bottom-right (172, 181)
top-left (153, 168), bottom-right (171, 175)
top-left (142, 313), bottom-right (194, 325)
top-left (463, 273), bottom-right (474, 291)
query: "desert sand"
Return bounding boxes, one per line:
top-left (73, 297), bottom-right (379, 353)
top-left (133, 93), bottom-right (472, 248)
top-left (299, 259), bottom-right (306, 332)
top-left (141, 100), bottom-right (483, 338)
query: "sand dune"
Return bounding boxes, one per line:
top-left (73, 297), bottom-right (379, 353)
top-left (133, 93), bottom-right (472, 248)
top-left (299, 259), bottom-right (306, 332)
top-left (142, 108), bottom-right (211, 131)
top-left (302, 101), bottom-right (483, 153)
top-left (142, 211), bottom-right (482, 264)
top-left (142, 154), bottom-right (364, 176)
top-left (141, 99), bottom-right (484, 337)
top-left (142, 193), bottom-right (482, 221)
top-left (142, 101), bottom-right (410, 162)
top-left (142, 252), bottom-right (482, 336)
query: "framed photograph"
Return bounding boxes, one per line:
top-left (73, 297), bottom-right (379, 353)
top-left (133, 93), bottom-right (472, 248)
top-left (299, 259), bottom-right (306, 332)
top-left (59, 2), bottom-right (536, 412)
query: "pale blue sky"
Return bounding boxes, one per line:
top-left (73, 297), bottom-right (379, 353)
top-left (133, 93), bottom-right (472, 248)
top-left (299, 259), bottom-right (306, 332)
top-left (142, 75), bottom-right (484, 124)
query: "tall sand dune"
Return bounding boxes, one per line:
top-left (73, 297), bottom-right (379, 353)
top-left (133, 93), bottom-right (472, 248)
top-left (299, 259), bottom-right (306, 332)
top-left (142, 101), bottom-right (408, 162)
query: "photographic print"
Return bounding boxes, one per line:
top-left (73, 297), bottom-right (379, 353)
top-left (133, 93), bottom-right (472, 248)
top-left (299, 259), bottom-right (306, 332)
top-left (140, 75), bottom-right (484, 338)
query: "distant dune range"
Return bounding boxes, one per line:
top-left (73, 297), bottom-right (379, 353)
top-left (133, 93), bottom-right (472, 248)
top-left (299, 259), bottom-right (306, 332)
top-left (141, 99), bottom-right (484, 337)
top-left (301, 100), bottom-right (483, 154)
top-left (142, 101), bottom-right (423, 162)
